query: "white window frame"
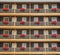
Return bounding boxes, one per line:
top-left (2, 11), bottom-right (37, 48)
top-left (52, 30), bottom-right (57, 34)
top-left (51, 17), bottom-right (57, 21)
top-left (34, 4), bottom-right (38, 9)
top-left (3, 43), bottom-right (9, 47)
top-left (3, 4), bottom-right (9, 8)
top-left (34, 17), bottom-right (38, 22)
top-left (51, 4), bottom-right (57, 8)
top-left (22, 43), bottom-right (27, 48)
top-left (34, 43), bottom-right (38, 48)
top-left (22, 17), bottom-right (27, 22)
top-left (22, 30), bottom-right (27, 35)
top-left (3, 30), bottom-right (9, 34)
top-left (3, 17), bottom-right (9, 21)
top-left (51, 43), bottom-right (57, 47)
top-left (22, 4), bottom-right (27, 9)
top-left (34, 30), bottom-right (38, 35)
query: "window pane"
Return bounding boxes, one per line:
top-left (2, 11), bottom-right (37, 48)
top-left (3, 4), bottom-right (9, 8)
top-left (34, 17), bottom-right (38, 22)
top-left (34, 30), bottom-right (38, 35)
top-left (22, 43), bottom-right (27, 48)
top-left (4, 30), bottom-right (9, 34)
top-left (22, 4), bottom-right (27, 9)
top-left (34, 43), bottom-right (38, 48)
top-left (34, 4), bottom-right (38, 9)
top-left (22, 17), bottom-right (27, 22)
top-left (51, 17), bottom-right (57, 21)
top-left (4, 17), bottom-right (9, 21)
top-left (52, 30), bottom-right (57, 34)
top-left (52, 4), bottom-right (57, 8)
top-left (22, 30), bottom-right (27, 35)
top-left (51, 43), bottom-right (57, 47)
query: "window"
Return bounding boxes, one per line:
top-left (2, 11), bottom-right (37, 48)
top-left (34, 43), bottom-right (38, 48)
top-left (52, 30), bottom-right (57, 34)
top-left (51, 17), bottom-right (57, 21)
top-left (4, 30), bottom-right (9, 34)
top-left (34, 17), bottom-right (38, 22)
top-left (34, 4), bottom-right (38, 9)
top-left (22, 17), bottom-right (27, 22)
top-left (22, 4), bottom-right (27, 9)
top-left (22, 43), bottom-right (27, 48)
top-left (22, 30), bottom-right (27, 35)
top-left (3, 43), bottom-right (9, 47)
top-left (3, 17), bottom-right (9, 21)
top-left (51, 4), bottom-right (57, 8)
top-left (3, 4), bottom-right (9, 8)
top-left (34, 30), bottom-right (38, 35)
top-left (51, 43), bottom-right (57, 47)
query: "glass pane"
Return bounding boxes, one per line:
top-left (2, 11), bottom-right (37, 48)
top-left (4, 17), bottom-right (9, 21)
top-left (52, 30), bottom-right (57, 34)
top-left (51, 17), bottom-right (57, 21)
top-left (52, 4), bottom-right (57, 8)
top-left (34, 4), bottom-right (38, 9)
top-left (3, 43), bottom-right (9, 47)
top-left (34, 17), bottom-right (38, 22)
top-left (34, 30), bottom-right (38, 35)
top-left (22, 43), bottom-right (26, 48)
top-left (22, 30), bottom-right (27, 35)
top-left (51, 43), bottom-right (57, 47)
top-left (3, 4), bottom-right (9, 8)
top-left (4, 30), bottom-right (9, 34)
top-left (34, 43), bottom-right (38, 48)
top-left (22, 17), bottom-right (27, 22)
top-left (22, 4), bottom-right (27, 9)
